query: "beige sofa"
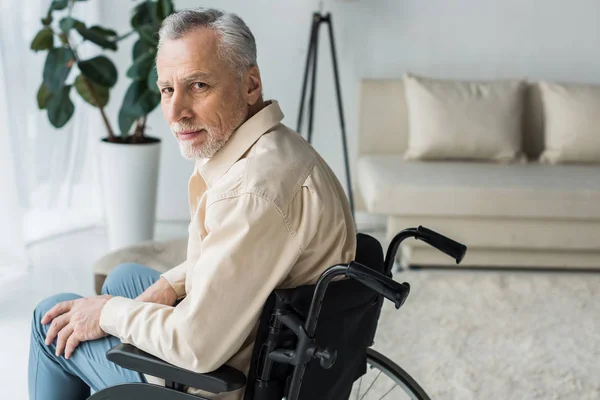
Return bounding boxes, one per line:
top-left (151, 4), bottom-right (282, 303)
top-left (355, 78), bottom-right (600, 269)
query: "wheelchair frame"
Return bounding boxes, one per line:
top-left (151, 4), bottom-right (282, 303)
top-left (249, 226), bottom-right (465, 400)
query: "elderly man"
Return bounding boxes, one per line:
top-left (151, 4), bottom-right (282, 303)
top-left (28, 7), bottom-right (356, 400)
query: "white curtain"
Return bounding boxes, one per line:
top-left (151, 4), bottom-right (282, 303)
top-left (0, 0), bottom-right (104, 279)
top-left (0, 98), bottom-right (27, 278)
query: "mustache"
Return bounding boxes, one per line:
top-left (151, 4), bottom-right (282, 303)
top-left (171, 123), bottom-right (207, 134)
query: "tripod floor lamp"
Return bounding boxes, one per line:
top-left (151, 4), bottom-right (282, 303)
top-left (296, 11), bottom-right (355, 218)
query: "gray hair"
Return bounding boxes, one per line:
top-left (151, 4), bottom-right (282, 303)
top-left (157, 8), bottom-right (257, 77)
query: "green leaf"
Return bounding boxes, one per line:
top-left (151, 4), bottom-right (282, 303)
top-left (51, 0), bottom-right (69, 11)
top-left (58, 33), bottom-right (69, 45)
top-left (147, 66), bottom-right (159, 94)
top-left (47, 85), bottom-right (75, 128)
top-left (156, 0), bottom-right (175, 20)
top-left (131, 2), bottom-right (155, 29)
top-left (88, 25), bottom-right (117, 39)
top-left (118, 110), bottom-right (138, 136)
top-left (41, 14), bottom-right (53, 27)
top-left (126, 52), bottom-right (155, 81)
top-left (75, 25), bottom-right (117, 51)
top-left (59, 17), bottom-right (84, 34)
top-left (138, 25), bottom-right (158, 46)
top-left (36, 83), bottom-right (52, 109)
top-left (79, 56), bottom-right (118, 88)
top-left (133, 39), bottom-right (153, 60)
top-left (43, 47), bottom-right (75, 92)
top-left (74, 74), bottom-right (109, 107)
top-left (31, 28), bottom-right (54, 52)
top-left (119, 81), bottom-right (160, 134)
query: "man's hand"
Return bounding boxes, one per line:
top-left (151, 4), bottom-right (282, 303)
top-left (135, 277), bottom-right (178, 306)
top-left (41, 295), bottom-right (113, 359)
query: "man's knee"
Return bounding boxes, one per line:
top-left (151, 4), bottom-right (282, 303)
top-left (32, 293), bottom-right (82, 339)
top-left (101, 262), bottom-right (147, 295)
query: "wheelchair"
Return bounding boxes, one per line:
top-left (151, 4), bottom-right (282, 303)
top-left (89, 226), bottom-right (466, 400)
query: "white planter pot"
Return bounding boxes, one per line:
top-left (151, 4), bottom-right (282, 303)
top-left (99, 138), bottom-right (161, 251)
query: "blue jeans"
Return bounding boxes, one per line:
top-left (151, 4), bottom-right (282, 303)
top-left (28, 263), bottom-right (161, 400)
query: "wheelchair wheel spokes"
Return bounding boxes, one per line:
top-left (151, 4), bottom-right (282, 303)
top-left (349, 348), bottom-right (431, 400)
top-left (350, 365), bottom-right (404, 400)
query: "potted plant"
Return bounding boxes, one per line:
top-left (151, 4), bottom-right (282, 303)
top-left (31, 0), bottom-right (175, 250)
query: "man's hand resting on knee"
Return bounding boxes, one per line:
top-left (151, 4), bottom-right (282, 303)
top-left (42, 295), bottom-right (113, 359)
top-left (135, 277), bottom-right (178, 306)
top-left (42, 278), bottom-right (177, 360)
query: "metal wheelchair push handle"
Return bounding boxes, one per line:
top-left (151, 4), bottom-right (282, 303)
top-left (416, 226), bottom-right (466, 264)
top-left (385, 226), bottom-right (467, 273)
top-left (346, 261), bottom-right (410, 309)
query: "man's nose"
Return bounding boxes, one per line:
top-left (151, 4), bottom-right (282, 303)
top-left (167, 92), bottom-right (193, 122)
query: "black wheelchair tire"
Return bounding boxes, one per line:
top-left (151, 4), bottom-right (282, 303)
top-left (365, 348), bottom-right (432, 400)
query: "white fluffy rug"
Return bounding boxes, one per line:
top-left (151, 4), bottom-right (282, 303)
top-left (370, 267), bottom-right (600, 400)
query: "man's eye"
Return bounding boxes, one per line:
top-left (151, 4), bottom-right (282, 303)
top-left (161, 87), bottom-right (173, 95)
top-left (193, 82), bottom-right (207, 90)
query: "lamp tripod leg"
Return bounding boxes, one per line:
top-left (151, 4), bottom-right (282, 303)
top-left (297, 13), bottom-right (320, 134)
top-left (296, 12), bottom-right (355, 220)
top-left (306, 18), bottom-right (321, 145)
top-left (326, 15), bottom-right (355, 218)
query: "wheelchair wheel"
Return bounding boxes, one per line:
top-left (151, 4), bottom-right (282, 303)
top-left (349, 348), bottom-right (431, 400)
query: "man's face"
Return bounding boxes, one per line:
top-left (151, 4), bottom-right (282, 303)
top-left (156, 28), bottom-right (249, 160)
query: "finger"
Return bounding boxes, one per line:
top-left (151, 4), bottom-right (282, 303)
top-left (64, 334), bottom-right (81, 360)
top-left (42, 300), bottom-right (73, 325)
top-left (55, 325), bottom-right (74, 358)
top-left (45, 315), bottom-right (70, 346)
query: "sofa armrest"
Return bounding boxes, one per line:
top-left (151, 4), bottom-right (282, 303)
top-left (106, 344), bottom-right (246, 393)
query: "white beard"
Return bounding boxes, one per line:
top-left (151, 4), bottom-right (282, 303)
top-left (171, 102), bottom-right (248, 160)
top-left (177, 128), bottom-right (229, 160)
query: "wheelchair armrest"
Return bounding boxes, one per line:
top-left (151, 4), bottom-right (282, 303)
top-left (106, 344), bottom-right (246, 394)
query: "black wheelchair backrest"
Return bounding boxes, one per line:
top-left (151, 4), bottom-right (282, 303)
top-left (244, 233), bottom-right (386, 400)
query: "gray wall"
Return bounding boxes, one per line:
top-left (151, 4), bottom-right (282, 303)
top-left (100, 0), bottom-right (600, 221)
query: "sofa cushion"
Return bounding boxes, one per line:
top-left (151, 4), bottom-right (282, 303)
top-left (357, 155), bottom-right (600, 219)
top-left (539, 81), bottom-right (600, 164)
top-left (403, 73), bottom-right (526, 162)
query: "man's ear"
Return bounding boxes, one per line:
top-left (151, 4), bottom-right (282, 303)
top-left (244, 66), bottom-right (262, 105)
